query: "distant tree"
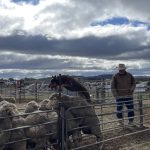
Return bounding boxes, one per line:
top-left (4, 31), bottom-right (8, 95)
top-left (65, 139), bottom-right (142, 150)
top-left (9, 78), bottom-right (15, 81)
top-left (0, 79), bottom-right (4, 84)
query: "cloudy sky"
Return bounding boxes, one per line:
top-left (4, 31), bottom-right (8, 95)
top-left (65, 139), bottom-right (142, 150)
top-left (0, 0), bottom-right (150, 78)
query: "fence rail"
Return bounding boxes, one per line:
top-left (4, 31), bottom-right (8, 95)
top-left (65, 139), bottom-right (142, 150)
top-left (0, 81), bottom-right (150, 149)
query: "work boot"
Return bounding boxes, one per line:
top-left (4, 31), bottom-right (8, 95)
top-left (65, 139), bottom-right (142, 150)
top-left (128, 121), bottom-right (137, 128)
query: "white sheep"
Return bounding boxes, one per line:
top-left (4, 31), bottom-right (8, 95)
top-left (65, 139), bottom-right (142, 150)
top-left (0, 96), bottom-right (16, 103)
top-left (39, 99), bottom-right (50, 111)
top-left (24, 101), bottom-right (39, 114)
top-left (0, 102), bottom-right (26, 150)
top-left (24, 110), bottom-right (58, 150)
top-left (0, 100), bottom-right (9, 107)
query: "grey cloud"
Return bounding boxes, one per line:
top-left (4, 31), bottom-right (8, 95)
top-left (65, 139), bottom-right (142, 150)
top-left (121, 0), bottom-right (150, 19)
top-left (0, 55), bottom-right (67, 69)
top-left (113, 49), bottom-right (150, 60)
top-left (0, 16), bottom-right (24, 33)
top-left (0, 34), bottom-right (149, 60)
top-left (37, 0), bottom-right (118, 31)
top-left (0, 54), bottom-right (86, 70)
top-left (72, 0), bottom-right (150, 21)
top-left (0, 69), bottom-right (112, 79)
top-left (0, 54), bottom-right (106, 70)
top-left (1, 0), bottom-right (150, 78)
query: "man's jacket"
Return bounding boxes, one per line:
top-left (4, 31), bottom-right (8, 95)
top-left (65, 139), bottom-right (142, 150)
top-left (111, 72), bottom-right (136, 98)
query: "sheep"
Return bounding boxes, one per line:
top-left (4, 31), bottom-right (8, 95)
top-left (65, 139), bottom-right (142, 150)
top-left (0, 102), bottom-right (26, 150)
top-left (0, 101), bottom-right (57, 150)
top-left (24, 110), bottom-right (58, 150)
top-left (0, 95), bottom-right (3, 101)
top-left (0, 100), bottom-right (9, 107)
top-left (24, 100), bottom-right (53, 149)
top-left (48, 93), bottom-right (103, 149)
top-left (24, 100), bottom-right (39, 114)
top-left (0, 96), bottom-right (16, 103)
top-left (0, 106), bottom-right (12, 150)
top-left (39, 99), bottom-right (50, 111)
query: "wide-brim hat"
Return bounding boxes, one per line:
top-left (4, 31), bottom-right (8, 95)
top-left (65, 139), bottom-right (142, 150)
top-left (116, 64), bottom-right (126, 70)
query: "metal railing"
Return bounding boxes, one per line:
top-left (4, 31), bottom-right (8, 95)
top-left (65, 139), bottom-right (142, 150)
top-left (0, 78), bottom-right (150, 149)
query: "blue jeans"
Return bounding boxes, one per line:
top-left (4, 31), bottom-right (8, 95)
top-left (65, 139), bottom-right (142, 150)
top-left (116, 98), bottom-right (134, 122)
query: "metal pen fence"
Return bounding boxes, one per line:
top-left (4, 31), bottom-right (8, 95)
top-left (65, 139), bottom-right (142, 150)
top-left (0, 82), bottom-right (52, 102)
top-left (0, 109), bottom-right (58, 150)
top-left (0, 81), bottom-right (150, 150)
top-left (63, 98), bottom-right (150, 149)
top-left (0, 95), bottom-right (150, 150)
top-left (0, 79), bottom-right (150, 102)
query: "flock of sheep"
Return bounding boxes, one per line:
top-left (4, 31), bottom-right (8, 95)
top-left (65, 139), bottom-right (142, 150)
top-left (0, 94), bottom-right (103, 150)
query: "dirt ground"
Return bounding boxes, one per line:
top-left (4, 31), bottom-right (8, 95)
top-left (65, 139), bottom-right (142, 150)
top-left (103, 126), bottom-right (150, 150)
top-left (77, 126), bottom-right (150, 150)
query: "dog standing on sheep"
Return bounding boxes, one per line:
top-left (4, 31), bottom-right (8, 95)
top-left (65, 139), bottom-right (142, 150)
top-left (48, 93), bottom-right (103, 149)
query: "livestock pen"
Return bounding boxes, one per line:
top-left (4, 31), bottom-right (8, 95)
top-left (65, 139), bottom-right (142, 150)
top-left (64, 94), bottom-right (150, 150)
top-left (0, 82), bottom-right (150, 150)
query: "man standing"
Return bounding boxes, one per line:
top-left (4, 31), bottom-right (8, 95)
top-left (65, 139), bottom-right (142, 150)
top-left (111, 64), bottom-right (136, 126)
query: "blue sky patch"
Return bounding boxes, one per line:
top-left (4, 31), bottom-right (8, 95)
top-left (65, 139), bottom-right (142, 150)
top-left (131, 20), bottom-right (146, 27)
top-left (12, 0), bottom-right (39, 5)
top-left (147, 26), bottom-right (150, 30)
top-left (91, 17), bottom-right (149, 29)
top-left (91, 17), bottom-right (129, 26)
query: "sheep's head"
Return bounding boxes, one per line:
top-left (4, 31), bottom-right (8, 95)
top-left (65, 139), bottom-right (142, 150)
top-left (0, 103), bottom-right (18, 117)
top-left (0, 100), bottom-right (9, 107)
top-left (0, 103), bottom-right (17, 130)
top-left (25, 101), bottom-right (39, 113)
top-left (0, 95), bottom-right (3, 101)
top-left (49, 93), bottom-right (60, 100)
top-left (46, 93), bottom-right (60, 110)
top-left (39, 99), bottom-right (50, 111)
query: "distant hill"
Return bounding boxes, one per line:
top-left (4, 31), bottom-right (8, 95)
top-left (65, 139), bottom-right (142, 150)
top-left (33, 74), bottom-right (113, 83)
top-left (36, 74), bottom-right (149, 83)
top-left (84, 74), bottom-right (113, 80)
top-left (1, 74), bottom-right (149, 85)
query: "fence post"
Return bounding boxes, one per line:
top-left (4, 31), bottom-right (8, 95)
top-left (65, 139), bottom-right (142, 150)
top-left (35, 82), bottom-right (38, 101)
top-left (14, 80), bottom-right (17, 100)
top-left (101, 78), bottom-right (106, 103)
top-left (96, 87), bottom-right (99, 103)
top-left (19, 80), bottom-right (21, 103)
top-left (60, 103), bottom-right (66, 150)
top-left (95, 87), bottom-right (104, 130)
top-left (138, 95), bottom-right (144, 127)
top-left (0, 80), bottom-right (3, 95)
top-left (58, 74), bottom-right (66, 150)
